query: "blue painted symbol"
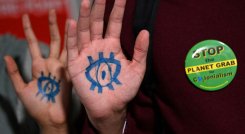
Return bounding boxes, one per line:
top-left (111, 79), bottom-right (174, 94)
top-left (198, 76), bottom-right (203, 82)
top-left (85, 52), bottom-right (122, 93)
top-left (102, 71), bottom-right (106, 80)
top-left (37, 72), bottom-right (60, 103)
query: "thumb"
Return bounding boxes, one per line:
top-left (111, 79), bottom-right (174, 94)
top-left (132, 30), bottom-right (150, 66)
top-left (4, 56), bottom-right (26, 93)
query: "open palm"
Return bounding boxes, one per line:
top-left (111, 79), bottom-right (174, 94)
top-left (5, 10), bottom-right (70, 129)
top-left (67, 0), bottom-right (149, 121)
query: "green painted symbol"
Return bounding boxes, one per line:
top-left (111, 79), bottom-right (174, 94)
top-left (185, 40), bottom-right (237, 91)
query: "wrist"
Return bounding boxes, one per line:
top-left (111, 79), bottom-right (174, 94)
top-left (88, 108), bottom-right (127, 134)
top-left (39, 123), bottom-right (69, 134)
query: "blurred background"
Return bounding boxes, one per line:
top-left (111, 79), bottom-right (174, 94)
top-left (0, 0), bottom-right (84, 134)
top-left (0, 0), bottom-right (81, 44)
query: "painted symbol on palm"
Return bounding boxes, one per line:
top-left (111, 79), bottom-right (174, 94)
top-left (85, 52), bottom-right (122, 93)
top-left (37, 72), bottom-right (61, 103)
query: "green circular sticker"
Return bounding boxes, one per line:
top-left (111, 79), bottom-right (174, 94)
top-left (185, 40), bottom-right (237, 91)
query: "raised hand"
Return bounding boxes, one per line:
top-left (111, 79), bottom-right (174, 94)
top-left (4, 10), bottom-right (70, 134)
top-left (66, 0), bottom-right (149, 133)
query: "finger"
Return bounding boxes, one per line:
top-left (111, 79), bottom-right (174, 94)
top-left (90, 0), bottom-right (106, 40)
top-left (22, 14), bottom-right (42, 60)
top-left (4, 56), bottom-right (27, 93)
top-left (78, 0), bottom-right (91, 50)
top-left (132, 30), bottom-right (149, 65)
top-left (49, 9), bottom-right (61, 59)
top-left (67, 20), bottom-right (79, 61)
top-left (105, 0), bottom-right (126, 39)
top-left (60, 20), bottom-right (69, 66)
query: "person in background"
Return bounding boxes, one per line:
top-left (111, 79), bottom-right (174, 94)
top-left (0, 34), bottom-right (49, 134)
top-left (4, 10), bottom-right (71, 134)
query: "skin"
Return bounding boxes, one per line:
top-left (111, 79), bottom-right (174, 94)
top-left (4, 10), bottom-right (71, 134)
top-left (67, 0), bottom-right (150, 134)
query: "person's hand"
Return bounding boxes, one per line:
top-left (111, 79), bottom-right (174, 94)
top-left (4, 10), bottom-right (71, 134)
top-left (67, 0), bottom-right (149, 133)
